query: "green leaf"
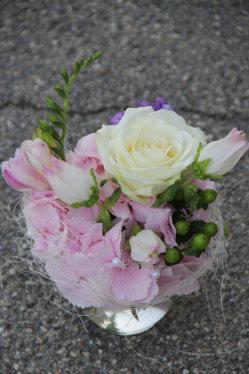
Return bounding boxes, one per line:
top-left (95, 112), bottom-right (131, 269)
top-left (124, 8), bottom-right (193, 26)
top-left (172, 210), bottom-right (186, 225)
top-left (176, 232), bottom-right (190, 245)
top-left (221, 172), bottom-right (230, 178)
top-left (130, 222), bottom-right (142, 237)
top-left (195, 190), bottom-right (208, 211)
top-left (183, 186), bottom-right (200, 213)
top-left (54, 84), bottom-right (67, 100)
top-left (135, 262), bottom-right (142, 270)
top-left (184, 246), bottom-right (198, 257)
top-left (195, 250), bottom-right (203, 258)
top-left (80, 169), bottom-right (99, 205)
top-left (90, 168), bottom-right (98, 190)
top-left (38, 119), bottom-right (51, 132)
top-left (74, 61), bottom-right (80, 75)
top-left (152, 181), bottom-right (181, 208)
top-left (51, 147), bottom-right (66, 161)
top-left (198, 158), bottom-right (210, 172)
top-left (97, 209), bottom-right (113, 233)
top-left (207, 172), bottom-right (231, 179)
top-left (190, 220), bottom-right (206, 234)
top-left (46, 98), bottom-right (63, 117)
top-left (104, 187), bottom-right (122, 209)
top-left (171, 198), bottom-right (186, 210)
top-left (194, 142), bottom-right (202, 162)
top-left (42, 132), bottom-right (58, 148)
top-left (60, 69), bottom-right (69, 84)
top-left (91, 51), bottom-right (104, 62)
top-left (100, 177), bottom-right (120, 187)
top-left (184, 241), bottom-right (198, 257)
top-left (71, 200), bottom-right (95, 209)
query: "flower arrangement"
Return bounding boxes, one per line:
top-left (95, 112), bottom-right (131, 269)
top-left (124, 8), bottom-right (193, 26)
top-left (1, 52), bottom-right (249, 313)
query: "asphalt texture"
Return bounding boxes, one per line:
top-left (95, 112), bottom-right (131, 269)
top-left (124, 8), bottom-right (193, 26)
top-left (0, 1), bottom-right (249, 373)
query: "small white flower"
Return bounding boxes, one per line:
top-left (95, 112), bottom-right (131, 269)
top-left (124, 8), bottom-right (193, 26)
top-left (129, 229), bottom-right (166, 265)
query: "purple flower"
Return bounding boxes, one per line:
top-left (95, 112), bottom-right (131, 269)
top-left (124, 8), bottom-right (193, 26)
top-left (109, 112), bottom-right (125, 125)
top-left (109, 97), bottom-right (174, 125)
top-left (135, 97), bottom-right (174, 112)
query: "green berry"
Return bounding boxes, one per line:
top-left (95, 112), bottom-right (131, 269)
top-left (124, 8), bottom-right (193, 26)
top-left (202, 222), bottom-right (218, 237)
top-left (175, 220), bottom-right (189, 235)
top-left (175, 189), bottom-right (185, 200)
top-left (222, 221), bottom-right (230, 238)
top-left (193, 234), bottom-right (210, 250)
top-left (201, 189), bottom-right (217, 204)
top-left (165, 248), bottom-right (180, 263)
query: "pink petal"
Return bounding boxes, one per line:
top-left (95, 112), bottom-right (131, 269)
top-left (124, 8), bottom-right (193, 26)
top-left (112, 262), bottom-right (153, 301)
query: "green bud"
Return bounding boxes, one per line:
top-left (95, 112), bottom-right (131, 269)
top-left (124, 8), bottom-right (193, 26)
top-left (193, 234), bottom-right (210, 250)
top-left (175, 220), bottom-right (189, 236)
top-left (202, 222), bottom-right (218, 237)
top-left (32, 127), bottom-right (43, 140)
top-left (74, 61), bottom-right (80, 76)
top-left (222, 221), bottom-right (230, 238)
top-left (60, 69), bottom-right (69, 84)
top-left (165, 248), bottom-right (180, 264)
top-left (201, 189), bottom-right (217, 204)
top-left (41, 132), bottom-right (58, 148)
top-left (38, 119), bottom-right (51, 133)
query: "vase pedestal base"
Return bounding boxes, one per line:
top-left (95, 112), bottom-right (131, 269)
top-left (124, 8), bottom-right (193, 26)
top-left (84, 299), bottom-right (172, 335)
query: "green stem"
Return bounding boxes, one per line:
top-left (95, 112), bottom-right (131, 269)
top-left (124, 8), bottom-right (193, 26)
top-left (69, 74), bottom-right (76, 86)
top-left (95, 201), bottom-right (105, 209)
top-left (182, 175), bottom-right (196, 187)
top-left (59, 83), bottom-right (70, 156)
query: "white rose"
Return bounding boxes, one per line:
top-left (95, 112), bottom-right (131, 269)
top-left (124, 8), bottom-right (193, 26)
top-left (96, 107), bottom-right (206, 205)
top-left (129, 229), bottom-right (166, 265)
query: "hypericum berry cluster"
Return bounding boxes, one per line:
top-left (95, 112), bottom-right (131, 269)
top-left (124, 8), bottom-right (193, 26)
top-left (163, 188), bottom-right (223, 265)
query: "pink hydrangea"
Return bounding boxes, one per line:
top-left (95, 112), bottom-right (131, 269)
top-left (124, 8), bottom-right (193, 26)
top-left (129, 200), bottom-right (177, 247)
top-left (24, 190), bottom-right (100, 259)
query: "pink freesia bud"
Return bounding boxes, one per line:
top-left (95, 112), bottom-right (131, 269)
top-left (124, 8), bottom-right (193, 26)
top-left (1, 147), bottom-right (51, 191)
top-left (21, 138), bottom-right (51, 174)
top-left (43, 156), bottom-right (94, 205)
top-left (199, 128), bottom-right (249, 176)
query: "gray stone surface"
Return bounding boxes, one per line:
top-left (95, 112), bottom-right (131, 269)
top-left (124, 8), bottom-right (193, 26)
top-left (0, 0), bottom-right (249, 373)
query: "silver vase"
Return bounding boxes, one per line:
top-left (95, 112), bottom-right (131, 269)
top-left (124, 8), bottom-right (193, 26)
top-left (84, 299), bottom-right (172, 335)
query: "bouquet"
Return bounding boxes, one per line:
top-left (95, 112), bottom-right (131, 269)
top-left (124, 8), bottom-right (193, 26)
top-left (2, 52), bottom-right (248, 313)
